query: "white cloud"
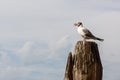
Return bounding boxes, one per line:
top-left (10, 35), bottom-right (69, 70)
top-left (0, 51), bottom-right (12, 65)
top-left (14, 41), bottom-right (48, 64)
top-left (15, 35), bottom-right (73, 63)
top-left (18, 41), bottom-right (34, 58)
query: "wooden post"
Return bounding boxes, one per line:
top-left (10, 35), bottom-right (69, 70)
top-left (64, 52), bottom-right (73, 80)
top-left (64, 41), bottom-right (103, 80)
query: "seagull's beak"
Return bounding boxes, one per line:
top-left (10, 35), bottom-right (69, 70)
top-left (74, 23), bottom-right (78, 26)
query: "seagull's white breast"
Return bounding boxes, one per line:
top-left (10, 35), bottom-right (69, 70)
top-left (77, 27), bottom-right (85, 36)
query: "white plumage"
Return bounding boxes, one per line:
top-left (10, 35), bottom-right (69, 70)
top-left (77, 26), bottom-right (86, 37)
top-left (74, 22), bottom-right (104, 41)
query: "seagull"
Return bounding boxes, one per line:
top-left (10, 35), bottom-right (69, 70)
top-left (74, 22), bottom-right (104, 42)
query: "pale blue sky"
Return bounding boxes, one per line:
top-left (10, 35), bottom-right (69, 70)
top-left (0, 0), bottom-right (120, 80)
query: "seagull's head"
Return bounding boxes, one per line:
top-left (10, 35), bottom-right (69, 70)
top-left (74, 22), bottom-right (83, 27)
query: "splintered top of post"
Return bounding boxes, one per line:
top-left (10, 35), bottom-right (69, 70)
top-left (76, 41), bottom-right (97, 46)
top-left (73, 40), bottom-right (102, 64)
top-left (74, 41), bottom-right (98, 56)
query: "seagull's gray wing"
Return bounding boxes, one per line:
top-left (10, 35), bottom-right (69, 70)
top-left (83, 28), bottom-right (95, 38)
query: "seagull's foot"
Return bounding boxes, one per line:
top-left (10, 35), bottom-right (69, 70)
top-left (83, 39), bottom-right (86, 45)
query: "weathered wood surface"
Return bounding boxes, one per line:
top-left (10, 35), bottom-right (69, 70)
top-left (64, 52), bottom-right (73, 80)
top-left (64, 41), bottom-right (103, 80)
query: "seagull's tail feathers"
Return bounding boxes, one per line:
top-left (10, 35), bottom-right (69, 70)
top-left (95, 37), bottom-right (104, 41)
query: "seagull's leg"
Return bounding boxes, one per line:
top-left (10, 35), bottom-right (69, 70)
top-left (83, 38), bottom-right (86, 45)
